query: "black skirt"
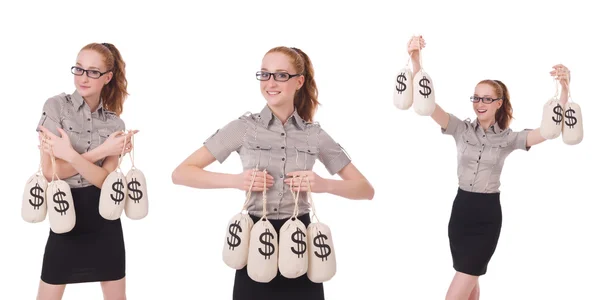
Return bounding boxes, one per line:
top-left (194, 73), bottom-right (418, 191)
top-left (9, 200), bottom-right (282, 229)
top-left (448, 188), bottom-right (502, 276)
top-left (41, 185), bottom-right (126, 285)
top-left (232, 213), bottom-right (325, 300)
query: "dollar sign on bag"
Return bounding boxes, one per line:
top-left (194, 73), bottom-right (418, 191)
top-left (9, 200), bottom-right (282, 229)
top-left (29, 183), bottom-right (44, 210)
top-left (259, 228), bottom-right (275, 259)
top-left (314, 231), bottom-right (331, 261)
top-left (291, 227), bottom-right (307, 258)
top-left (53, 188), bottom-right (69, 215)
top-left (227, 220), bottom-right (242, 250)
top-left (396, 73), bottom-right (407, 94)
top-left (565, 108), bottom-right (577, 128)
top-left (127, 178), bottom-right (143, 203)
top-left (552, 104), bottom-right (563, 125)
top-left (111, 178), bottom-right (125, 205)
top-left (419, 77), bottom-right (431, 98)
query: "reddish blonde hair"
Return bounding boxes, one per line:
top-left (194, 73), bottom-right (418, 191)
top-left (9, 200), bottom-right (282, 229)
top-left (80, 43), bottom-right (128, 116)
top-left (478, 79), bottom-right (513, 130)
top-left (266, 46), bottom-right (319, 122)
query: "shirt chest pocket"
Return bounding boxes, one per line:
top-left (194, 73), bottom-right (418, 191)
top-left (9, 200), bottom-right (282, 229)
top-left (98, 127), bottom-right (112, 145)
top-left (460, 138), bottom-right (507, 165)
top-left (243, 140), bottom-right (273, 169)
top-left (62, 119), bottom-right (83, 146)
top-left (480, 142), bottom-right (508, 165)
top-left (294, 146), bottom-right (319, 170)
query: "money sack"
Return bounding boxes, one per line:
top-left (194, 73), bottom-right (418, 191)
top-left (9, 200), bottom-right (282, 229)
top-left (413, 69), bottom-right (436, 116)
top-left (278, 176), bottom-right (308, 279)
top-left (393, 67), bottom-right (413, 110)
top-left (540, 99), bottom-right (563, 140)
top-left (562, 101), bottom-right (583, 145)
top-left (223, 213), bottom-right (255, 269)
top-left (246, 170), bottom-right (279, 283)
top-left (304, 177), bottom-right (336, 283)
top-left (48, 179), bottom-right (76, 234)
top-left (307, 221), bottom-right (336, 283)
top-left (99, 170), bottom-right (128, 220)
top-left (223, 169), bottom-right (259, 270)
top-left (22, 173), bottom-right (48, 223)
top-left (124, 169), bottom-right (148, 220)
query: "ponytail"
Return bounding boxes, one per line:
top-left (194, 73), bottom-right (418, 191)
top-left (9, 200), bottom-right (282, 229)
top-left (478, 79), bottom-right (513, 130)
top-left (80, 43), bottom-right (128, 116)
top-left (266, 46), bottom-right (319, 122)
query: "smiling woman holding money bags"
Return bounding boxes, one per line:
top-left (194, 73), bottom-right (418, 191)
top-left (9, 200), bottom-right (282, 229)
top-left (172, 46), bottom-right (375, 300)
top-left (35, 43), bottom-right (136, 300)
top-left (406, 36), bottom-right (570, 300)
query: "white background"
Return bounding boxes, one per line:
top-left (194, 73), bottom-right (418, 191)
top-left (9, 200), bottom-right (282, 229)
top-left (1, 0), bottom-right (598, 299)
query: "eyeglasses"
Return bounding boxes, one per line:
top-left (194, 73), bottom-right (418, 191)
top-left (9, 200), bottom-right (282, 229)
top-left (470, 96), bottom-right (502, 104)
top-left (256, 71), bottom-right (301, 82)
top-left (71, 66), bottom-right (111, 79)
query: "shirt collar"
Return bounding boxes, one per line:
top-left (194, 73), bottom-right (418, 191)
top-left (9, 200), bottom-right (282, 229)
top-left (472, 118), bottom-right (501, 134)
top-left (258, 105), bottom-right (306, 130)
top-left (71, 90), bottom-right (105, 119)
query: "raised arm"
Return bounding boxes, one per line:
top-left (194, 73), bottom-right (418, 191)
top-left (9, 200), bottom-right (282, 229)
top-left (408, 36), bottom-right (450, 129)
top-left (525, 64), bottom-right (571, 148)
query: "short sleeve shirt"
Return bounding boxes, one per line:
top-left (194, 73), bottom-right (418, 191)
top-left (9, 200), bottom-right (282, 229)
top-left (204, 105), bottom-right (352, 219)
top-left (36, 90), bottom-right (126, 188)
top-left (442, 113), bottom-right (531, 193)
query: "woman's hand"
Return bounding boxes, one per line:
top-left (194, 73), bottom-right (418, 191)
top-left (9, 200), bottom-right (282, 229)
top-left (407, 35), bottom-right (426, 61)
top-left (38, 126), bottom-right (77, 163)
top-left (237, 169), bottom-right (274, 192)
top-left (550, 64), bottom-right (570, 90)
top-left (284, 171), bottom-right (328, 193)
top-left (100, 130), bottom-right (138, 157)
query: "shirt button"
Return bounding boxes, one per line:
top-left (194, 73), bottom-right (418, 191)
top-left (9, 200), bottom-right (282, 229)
top-left (281, 146), bottom-right (285, 149)
top-left (282, 158), bottom-right (285, 161)
top-left (88, 118), bottom-right (91, 121)
top-left (274, 208), bottom-right (278, 211)
top-left (281, 133), bottom-right (285, 136)
top-left (87, 130), bottom-right (91, 133)
top-left (280, 175), bottom-right (284, 178)
top-left (483, 135), bottom-right (486, 137)
top-left (470, 184), bottom-right (472, 186)
top-left (278, 193), bottom-right (283, 196)
top-left (87, 141), bottom-right (91, 144)
top-left (77, 180), bottom-right (80, 183)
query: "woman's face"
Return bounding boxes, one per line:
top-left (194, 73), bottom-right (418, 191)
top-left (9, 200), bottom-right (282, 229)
top-left (73, 49), bottom-right (112, 100)
top-left (472, 83), bottom-right (502, 124)
top-left (258, 51), bottom-right (304, 108)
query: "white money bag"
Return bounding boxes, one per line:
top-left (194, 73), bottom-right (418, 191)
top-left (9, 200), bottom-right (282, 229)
top-left (99, 170), bottom-right (128, 220)
top-left (305, 177), bottom-right (336, 283)
top-left (413, 69), bottom-right (436, 116)
top-left (125, 168), bottom-right (148, 220)
top-left (48, 179), bottom-right (76, 234)
top-left (22, 173), bottom-right (48, 223)
top-left (223, 170), bottom-right (258, 270)
top-left (393, 66), bottom-right (413, 110)
top-left (246, 170), bottom-right (279, 283)
top-left (307, 221), bottom-right (336, 283)
top-left (540, 98), bottom-right (563, 140)
top-left (562, 101), bottom-right (583, 145)
top-left (278, 176), bottom-right (309, 279)
top-left (124, 133), bottom-right (148, 220)
top-left (46, 150), bottom-right (76, 233)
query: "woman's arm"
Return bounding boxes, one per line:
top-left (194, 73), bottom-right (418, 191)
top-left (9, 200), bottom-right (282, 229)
top-left (324, 163), bottom-right (374, 200)
top-left (525, 65), bottom-right (571, 147)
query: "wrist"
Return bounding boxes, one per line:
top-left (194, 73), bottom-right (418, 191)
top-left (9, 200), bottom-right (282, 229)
top-left (324, 178), bottom-right (334, 194)
top-left (64, 148), bottom-right (79, 163)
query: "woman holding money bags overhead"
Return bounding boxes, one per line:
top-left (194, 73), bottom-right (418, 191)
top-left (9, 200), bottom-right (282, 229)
top-left (36, 42), bottom-right (137, 300)
top-left (172, 46), bottom-right (375, 300)
top-left (406, 36), bottom-right (572, 300)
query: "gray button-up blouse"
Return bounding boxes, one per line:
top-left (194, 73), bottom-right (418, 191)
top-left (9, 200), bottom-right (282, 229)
top-left (442, 113), bottom-right (531, 193)
top-left (36, 90), bottom-right (126, 188)
top-left (204, 105), bottom-right (352, 219)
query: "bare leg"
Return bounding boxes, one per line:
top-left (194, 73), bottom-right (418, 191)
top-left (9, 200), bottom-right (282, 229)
top-left (445, 272), bottom-right (478, 300)
top-left (468, 280), bottom-right (480, 300)
top-left (36, 280), bottom-right (66, 300)
top-left (100, 277), bottom-right (126, 300)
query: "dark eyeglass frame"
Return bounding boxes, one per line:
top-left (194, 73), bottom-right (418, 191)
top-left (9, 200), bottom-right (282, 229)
top-left (71, 66), bottom-right (111, 79)
top-left (255, 71), bottom-right (301, 82)
top-left (470, 96), bottom-right (502, 104)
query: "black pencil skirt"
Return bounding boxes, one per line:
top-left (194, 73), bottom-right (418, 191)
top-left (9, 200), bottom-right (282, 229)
top-left (40, 185), bottom-right (126, 284)
top-left (448, 188), bottom-right (502, 276)
top-left (232, 213), bottom-right (325, 300)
